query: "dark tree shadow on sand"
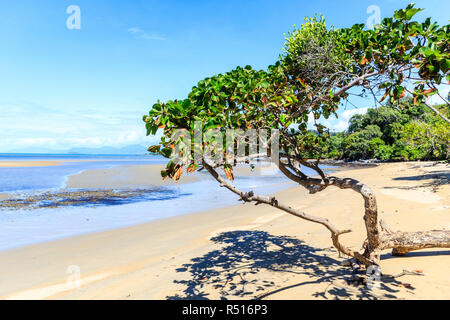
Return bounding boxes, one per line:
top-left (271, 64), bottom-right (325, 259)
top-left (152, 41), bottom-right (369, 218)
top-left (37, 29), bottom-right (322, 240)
top-left (167, 231), bottom-right (408, 300)
top-left (384, 171), bottom-right (449, 191)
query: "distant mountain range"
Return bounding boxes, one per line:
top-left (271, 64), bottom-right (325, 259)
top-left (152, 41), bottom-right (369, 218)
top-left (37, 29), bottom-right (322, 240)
top-left (2, 144), bottom-right (153, 155)
top-left (67, 144), bottom-right (148, 155)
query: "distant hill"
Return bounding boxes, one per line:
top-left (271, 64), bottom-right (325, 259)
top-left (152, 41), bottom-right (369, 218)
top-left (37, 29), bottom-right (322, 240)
top-left (67, 144), bottom-right (148, 155)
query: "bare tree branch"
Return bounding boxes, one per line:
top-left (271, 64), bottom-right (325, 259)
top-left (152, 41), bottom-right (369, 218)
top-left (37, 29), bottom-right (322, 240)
top-left (202, 158), bottom-right (379, 266)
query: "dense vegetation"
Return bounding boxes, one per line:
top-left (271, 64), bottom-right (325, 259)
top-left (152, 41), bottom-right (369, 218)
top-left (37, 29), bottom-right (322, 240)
top-left (318, 100), bottom-right (449, 161)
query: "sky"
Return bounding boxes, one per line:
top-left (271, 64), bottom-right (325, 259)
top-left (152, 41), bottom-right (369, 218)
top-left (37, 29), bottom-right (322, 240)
top-left (0, 0), bottom-right (448, 153)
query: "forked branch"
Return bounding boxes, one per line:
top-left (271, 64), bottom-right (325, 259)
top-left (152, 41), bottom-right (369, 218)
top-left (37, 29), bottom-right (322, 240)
top-left (202, 159), bottom-right (378, 266)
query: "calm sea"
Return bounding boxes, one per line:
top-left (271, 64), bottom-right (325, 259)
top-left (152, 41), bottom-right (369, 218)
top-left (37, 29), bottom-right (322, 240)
top-left (0, 153), bottom-right (331, 251)
top-left (0, 153), bottom-right (166, 192)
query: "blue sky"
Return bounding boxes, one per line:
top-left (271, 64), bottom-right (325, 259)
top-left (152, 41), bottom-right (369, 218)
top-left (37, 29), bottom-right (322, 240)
top-left (0, 0), bottom-right (448, 153)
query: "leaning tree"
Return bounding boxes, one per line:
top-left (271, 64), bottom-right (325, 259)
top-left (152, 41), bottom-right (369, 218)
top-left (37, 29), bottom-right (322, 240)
top-left (144, 4), bottom-right (450, 269)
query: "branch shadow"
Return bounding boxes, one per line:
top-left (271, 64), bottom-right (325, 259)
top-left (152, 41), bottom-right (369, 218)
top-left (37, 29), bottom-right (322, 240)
top-left (392, 172), bottom-right (449, 182)
top-left (167, 230), bottom-right (405, 300)
top-left (386, 172), bottom-right (449, 191)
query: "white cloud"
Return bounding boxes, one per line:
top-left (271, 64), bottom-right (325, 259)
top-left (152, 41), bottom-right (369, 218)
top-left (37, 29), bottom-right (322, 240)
top-left (306, 107), bottom-right (369, 132)
top-left (0, 101), bottom-right (159, 153)
top-left (127, 27), bottom-right (166, 41)
top-left (127, 27), bottom-right (142, 34)
top-left (331, 120), bottom-right (349, 132)
top-left (341, 107), bottom-right (369, 121)
top-left (15, 138), bottom-right (58, 147)
top-left (324, 107), bottom-right (369, 132)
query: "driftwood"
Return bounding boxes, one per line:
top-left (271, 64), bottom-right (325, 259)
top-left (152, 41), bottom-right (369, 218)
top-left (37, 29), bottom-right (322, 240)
top-left (202, 158), bottom-right (450, 268)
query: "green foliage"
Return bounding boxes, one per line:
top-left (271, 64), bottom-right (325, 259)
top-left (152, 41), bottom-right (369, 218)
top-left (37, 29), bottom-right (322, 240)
top-left (395, 118), bottom-right (449, 160)
top-left (143, 3), bottom-right (450, 180)
top-left (283, 16), bottom-right (351, 89)
top-left (335, 3), bottom-right (449, 106)
top-left (324, 133), bottom-right (346, 159)
top-left (342, 125), bottom-right (382, 160)
top-left (375, 144), bottom-right (395, 161)
top-left (321, 103), bottom-right (449, 161)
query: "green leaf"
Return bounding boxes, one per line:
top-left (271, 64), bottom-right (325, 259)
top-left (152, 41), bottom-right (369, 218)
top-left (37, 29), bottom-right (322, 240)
top-left (405, 8), bottom-right (423, 21)
top-left (147, 145), bottom-right (161, 153)
top-left (160, 147), bottom-right (172, 158)
top-left (440, 59), bottom-right (449, 73)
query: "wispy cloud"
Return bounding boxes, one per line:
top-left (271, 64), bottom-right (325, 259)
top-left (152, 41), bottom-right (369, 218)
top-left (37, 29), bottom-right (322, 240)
top-left (306, 107), bottom-right (369, 132)
top-left (127, 27), bottom-right (142, 34)
top-left (327, 107), bottom-right (369, 132)
top-left (0, 101), bottom-right (160, 153)
top-left (127, 27), bottom-right (166, 41)
top-left (341, 107), bottom-right (369, 121)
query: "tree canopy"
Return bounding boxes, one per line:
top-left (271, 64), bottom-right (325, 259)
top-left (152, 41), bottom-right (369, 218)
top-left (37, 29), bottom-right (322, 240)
top-left (144, 3), bottom-right (449, 181)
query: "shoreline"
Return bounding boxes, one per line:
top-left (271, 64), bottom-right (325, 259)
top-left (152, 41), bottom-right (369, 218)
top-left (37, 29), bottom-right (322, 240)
top-left (0, 159), bottom-right (112, 168)
top-left (0, 161), bottom-right (448, 299)
top-left (0, 159), bottom-right (169, 198)
top-left (0, 163), bottom-right (297, 251)
top-left (0, 160), bottom-right (64, 168)
top-left (65, 164), bottom-right (199, 189)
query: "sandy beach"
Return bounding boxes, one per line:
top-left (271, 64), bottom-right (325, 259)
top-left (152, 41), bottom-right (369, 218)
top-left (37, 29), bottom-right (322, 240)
top-left (66, 164), bottom-right (199, 188)
top-left (0, 161), bottom-right (448, 300)
top-left (0, 161), bottom-right (63, 168)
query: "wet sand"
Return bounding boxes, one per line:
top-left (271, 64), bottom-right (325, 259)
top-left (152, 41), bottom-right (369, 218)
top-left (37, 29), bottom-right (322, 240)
top-left (65, 164), bottom-right (199, 188)
top-left (0, 161), bottom-right (63, 168)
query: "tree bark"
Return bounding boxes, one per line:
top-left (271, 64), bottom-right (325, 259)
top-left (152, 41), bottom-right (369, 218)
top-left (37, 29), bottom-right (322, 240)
top-left (380, 229), bottom-right (450, 256)
top-left (324, 176), bottom-right (380, 258)
top-left (286, 172), bottom-right (450, 263)
top-left (278, 162), bottom-right (382, 264)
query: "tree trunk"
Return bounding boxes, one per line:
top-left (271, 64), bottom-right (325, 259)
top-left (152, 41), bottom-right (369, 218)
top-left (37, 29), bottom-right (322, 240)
top-left (327, 176), bottom-right (450, 264)
top-left (380, 229), bottom-right (450, 256)
top-left (320, 176), bottom-right (381, 264)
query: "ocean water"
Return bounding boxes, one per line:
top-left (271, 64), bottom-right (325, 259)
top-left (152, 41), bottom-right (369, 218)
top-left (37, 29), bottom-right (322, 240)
top-left (0, 153), bottom-right (167, 193)
top-left (0, 154), bottom-right (331, 251)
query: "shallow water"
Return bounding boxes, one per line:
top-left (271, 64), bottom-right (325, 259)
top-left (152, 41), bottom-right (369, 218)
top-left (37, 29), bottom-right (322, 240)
top-left (0, 154), bottom-right (166, 192)
top-left (0, 154), bottom-right (333, 251)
